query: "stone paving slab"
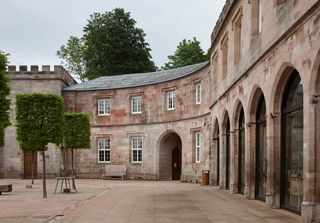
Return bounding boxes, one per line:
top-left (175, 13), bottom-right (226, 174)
top-left (0, 179), bottom-right (302, 223)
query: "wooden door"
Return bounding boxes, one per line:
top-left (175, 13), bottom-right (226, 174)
top-left (24, 151), bottom-right (38, 179)
top-left (172, 148), bottom-right (181, 180)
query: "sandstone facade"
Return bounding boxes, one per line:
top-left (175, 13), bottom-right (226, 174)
top-left (0, 65), bottom-right (76, 178)
top-left (63, 63), bottom-right (212, 181)
top-left (1, 0), bottom-right (320, 222)
top-left (208, 0), bottom-right (320, 222)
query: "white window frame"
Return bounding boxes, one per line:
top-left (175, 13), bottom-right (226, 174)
top-left (131, 96), bottom-right (142, 114)
top-left (132, 137), bottom-right (142, 163)
top-left (98, 138), bottom-right (110, 163)
top-left (195, 84), bottom-right (201, 104)
top-left (196, 132), bottom-right (201, 163)
top-left (98, 99), bottom-right (110, 116)
top-left (167, 91), bottom-right (176, 111)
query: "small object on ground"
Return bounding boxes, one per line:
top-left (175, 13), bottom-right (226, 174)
top-left (0, 184), bottom-right (12, 195)
top-left (55, 176), bottom-right (77, 193)
top-left (103, 165), bottom-right (126, 180)
top-left (26, 184), bottom-right (32, 189)
top-left (63, 188), bottom-right (71, 193)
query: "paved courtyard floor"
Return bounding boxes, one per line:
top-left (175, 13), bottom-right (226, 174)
top-left (0, 179), bottom-right (302, 223)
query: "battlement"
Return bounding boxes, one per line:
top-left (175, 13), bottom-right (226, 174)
top-left (7, 65), bottom-right (67, 74)
top-left (7, 65), bottom-right (77, 87)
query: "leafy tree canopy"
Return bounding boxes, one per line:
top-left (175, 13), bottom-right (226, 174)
top-left (57, 36), bottom-right (86, 82)
top-left (57, 8), bottom-right (156, 81)
top-left (0, 51), bottom-right (10, 147)
top-left (162, 37), bottom-right (208, 70)
top-left (64, 113), bottom-right (91, 149)
top-left (16, 94), bottom-right (64, 150)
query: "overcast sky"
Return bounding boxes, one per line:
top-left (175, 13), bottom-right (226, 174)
top-left (0, 0), bottom-right (225, 69)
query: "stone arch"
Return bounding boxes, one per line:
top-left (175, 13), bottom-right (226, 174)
top-left (157, 130), bottom-right (182, 181)
top-left (232, 99), bottom-right (245, 129)
top-left (310, 48), bottom-right (320, 96)
top-left (156, 129), bottom-right (181, 148)
top-left (271, 64), bottom-right (304, 213)
top-left (308, 48), bottom-right (320, 208)
top-left (246, 86), bottom-right (266, 199)
top-left (231, 100), bottom-right (245, 194)
top-left (248, 87), bottom-right (267, 202)
top-left (221, 109), bottom-right (230, 133)
top-left (210, 117), bottom-right (220, 186)
top-left (248, 85), bottom-right (264, 123)
top-left (270, 62), bottom-right (299, 114)
top-left (220, 110), bottom-right (231, 190)
top-left (212, 117), bottom-right (220, 138)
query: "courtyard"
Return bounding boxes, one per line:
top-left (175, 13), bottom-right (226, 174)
top-left (0, 179), bottom-right (302, 223)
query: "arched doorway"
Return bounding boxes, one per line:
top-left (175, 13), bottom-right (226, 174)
top-left (280, 70), bottom-right (303, 214)
top-left (159, 132), bottom-right (182, 180)
top-left (238, 108), bottom-right (245, 194)
top-left (222, 113), bottom-right (231, 190)
top-left (172, 148), bottom-right (181, 180)
top-left (255, 94), bottom-right (266, 202)
top-left (212, 119), bottom-right (220, 186)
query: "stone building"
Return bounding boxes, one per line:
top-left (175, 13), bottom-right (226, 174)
top-left (63, 62), bottom-right (211, 181)
top-left (1, 0), bottom-right (320, 222)
top-left (208, 0), bottom-right (320, 222)
top-left (0, 65), bottom-right (76, 178)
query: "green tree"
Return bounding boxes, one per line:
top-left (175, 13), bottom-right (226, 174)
top-left (57, 36), bottom-right (86, 82)
top-left (162, 37), bottom-right (208, 70)
top-left (16, 94), bottom-right (64, 198)
top-left (57, 8), bottom-right (156, 80)
top-left (63, 113), bottom-right (91, 176)
top-left (0, 52), bottom-right (10, 148)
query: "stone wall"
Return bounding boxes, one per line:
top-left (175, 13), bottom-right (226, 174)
top-left (208, 0), bottom-right (320, 222)
top-left (63, 65), bottom-right (211, 181)
top-left (0, 65), bottom-right (76, 178)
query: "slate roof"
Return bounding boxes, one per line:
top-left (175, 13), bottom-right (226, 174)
top-left (63, 61), bottom-right (209, 91)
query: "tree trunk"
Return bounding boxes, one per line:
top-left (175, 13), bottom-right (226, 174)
top-left (61, 146), bottom-right (66, 177)
top-left (42, 150), bottom-right (47, 198)
top-left (71, 148), bottom-right (74, 177)
top-left (31, 151), bottom-right (34, 185)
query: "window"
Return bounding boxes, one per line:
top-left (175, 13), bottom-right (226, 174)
top-left (258, 0), bottom-right (262, 33)
top-left (196, 132), bottom-right (201, 163)
top-left (132, 137), bottom-right (142, 163)
top-left (221, 35), bottom-right (228, 77)
top-left (98, 99), bottom-right (110, 115)
top-left (132, 96), bottom-right (142, 114)
top-left (167, 91), bottom-right (176, 110)
top-left (212, 53), bottom-right (218, 74)
top-left (234, 15), bottom-right (242, 62)
top-left (98, 138), bottom-right (110, 162)
top-left (195, 84), bottom-right (201, 104)
top-left (251, 0), bottom-right (262, 35)
top-left (212, 54), bottom-right (218, 100)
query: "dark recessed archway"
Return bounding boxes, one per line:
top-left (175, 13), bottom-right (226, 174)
top-left (238, 107), bottom-right (245, 195)
top-left (255, 93), bottom-right (267, 202)
top-left (159, 132), bottom-right (182, 181)
top-left (222, 111), bottom-right (231, 190)
top-left (280, 69), bottom-right (303, 214)
top-left (212, 118), bottom-right (220, 186)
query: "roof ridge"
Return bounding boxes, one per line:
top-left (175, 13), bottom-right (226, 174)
top-left (64, 61), bottom-right (209, 91)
